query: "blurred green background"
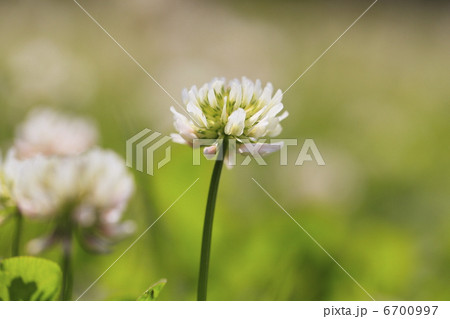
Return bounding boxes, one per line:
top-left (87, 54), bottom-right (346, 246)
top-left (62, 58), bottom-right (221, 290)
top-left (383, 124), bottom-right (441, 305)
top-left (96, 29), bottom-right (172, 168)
top-left (0, 0), bottom-right (449, 300)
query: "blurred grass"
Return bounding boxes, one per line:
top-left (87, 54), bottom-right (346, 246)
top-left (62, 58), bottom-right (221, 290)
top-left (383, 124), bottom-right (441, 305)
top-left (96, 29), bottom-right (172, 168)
top-left (0, 0), bottom-right (449, 300)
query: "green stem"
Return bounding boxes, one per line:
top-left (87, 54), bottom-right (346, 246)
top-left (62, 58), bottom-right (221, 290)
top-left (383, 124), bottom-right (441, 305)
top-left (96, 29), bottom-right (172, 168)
top-left (61, 230), bottom-right (73, 301)
top-left (11, 209), bottom-right (22, 257)
top-left (197, 139), bottom-right (228, 301)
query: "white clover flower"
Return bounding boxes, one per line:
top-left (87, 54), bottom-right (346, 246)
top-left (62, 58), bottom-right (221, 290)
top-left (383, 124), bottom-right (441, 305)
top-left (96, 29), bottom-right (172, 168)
top-left (3, 150), bottom-right (80, 219)
top-left (3, 148), bottom-right (134, 253)
top-left (74, 148), bottom-right (135, 252)
top-left (14, 108), bottom-right (98, 159)
top-left (171, 77), bottom-right (288, 156)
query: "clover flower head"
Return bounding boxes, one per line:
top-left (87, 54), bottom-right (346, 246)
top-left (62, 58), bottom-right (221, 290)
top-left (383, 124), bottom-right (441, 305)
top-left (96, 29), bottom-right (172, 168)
top-left (170, 77), bottom-right (288, 154)
top-left (4, 148), bottom-right (135, 253)
top-left (3, 150), bottom-right (80, 218)
top-left (74, 148), bottom-right (135, 252)
top-left (14, 108), bottom-right (98, 159)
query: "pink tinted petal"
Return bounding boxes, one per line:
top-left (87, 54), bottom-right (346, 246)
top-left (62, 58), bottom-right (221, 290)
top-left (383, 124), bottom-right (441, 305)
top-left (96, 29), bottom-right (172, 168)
top-left (239, 142), bottom-right (284, 156)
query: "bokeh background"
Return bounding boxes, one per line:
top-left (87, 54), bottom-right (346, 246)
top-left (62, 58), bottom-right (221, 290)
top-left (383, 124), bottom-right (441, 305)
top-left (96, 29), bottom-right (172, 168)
top-left (0, 0), bottom-right (449, 300)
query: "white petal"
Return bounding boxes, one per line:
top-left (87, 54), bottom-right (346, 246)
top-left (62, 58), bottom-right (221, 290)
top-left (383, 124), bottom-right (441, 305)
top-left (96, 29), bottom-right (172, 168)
top-left (190, 85), bottom-right (198, 95)
top-left (247, 119), bottom-right (269, 139)
top-left (203, 145), bottom-right (217, 155)
top-left (170, 106), bottom-right (189, 122)
top-left (186, 102), bottom-right (208, 127)
top-left (188, 88), bottom-right (198, 104)
top-left (239, 142), bottom-right (284, 156)
top-left (229, 82), bottom-right (242, 107)
top-left (224, 108), bottom-right (246, 136)
top-left (269, 89), bottom-right (283, 106)
top-left (268, 123), bottom-right (283, 137)
top-left (259, 82), bottom-right (273, 104)
top-left (198, 84), bottom-right (208, 100)
top-left (208, 89), bottom-right (218, 108)
top-left (264, 103), bottom-right (284, 120)
top-left (242, 78), bottom-right (254, 105)
top-left (221, 96), bottom-right (228, 122)
top-left (171, 106), bottom-right (195, 135)
top-left (211, 79), bottom-right (224, 92)
top-left (278, 110), bottom-right (289, 122)
top-left (173, 117), bottom-right (190, 133)
top-left (171, 133), bottom-right (188, 145)
top-left (247, 105), bottom-right (268, 126)
top-left (203, 145), bottom-right (217, 160)
top-left (172, 121), bottom-right (197, 145)
top-left (268, 116), bottom-right (280, 129)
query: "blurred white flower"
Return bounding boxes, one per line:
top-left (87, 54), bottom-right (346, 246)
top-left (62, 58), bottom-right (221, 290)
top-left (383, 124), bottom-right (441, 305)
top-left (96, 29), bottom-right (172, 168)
top-left (171, 77), bottom-right (288, 157)
top-left (14, 108), bottom-right (98, 159)
top-left (3, 150), bottom-right (80, 219)
top-left (3, 148), bottom-right (134, 253)
top-left (74, 148), bottom-right (135, 252)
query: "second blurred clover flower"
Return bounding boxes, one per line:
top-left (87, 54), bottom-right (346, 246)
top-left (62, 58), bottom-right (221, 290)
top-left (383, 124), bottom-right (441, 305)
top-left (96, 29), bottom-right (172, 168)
top-left (14, 108), bottom-right (98, 159)
top-left (4, 147), bottom-right (135, 254)
top-left (1, 107), bottom-right (135, 300)
top-left (74, 149), bottom-right (135, 253)
top-left (4, 148), bottom-right (134, 254)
